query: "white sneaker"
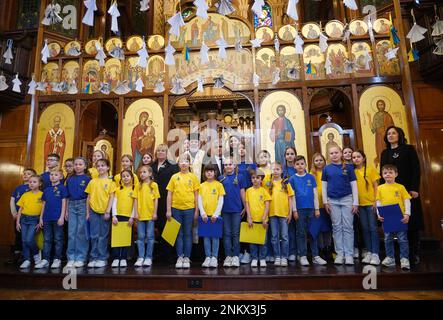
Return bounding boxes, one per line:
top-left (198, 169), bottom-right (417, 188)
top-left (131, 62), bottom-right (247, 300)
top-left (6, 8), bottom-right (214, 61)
top-left (20, 260), bottom-right (31, 269)
top-left (35, 259), bottom-right (49, 269)
top-left (143, 258), bottom-right (152, 267)
top-left (87, 260), bottom-right (96, 268)
top-left (382, 256), bottom-right (396, 267)
top-left (370, 254), bottom-right (380, 266)
top-left (299, 256), bottom-right (310, 266)
top-left (111, 259), bottom-right (120, 268)
top-left (66, 260), bottom-right (75, 268)
top-left (175, 256), bottom-right (183, 269)
top-left (334, 255), bottom-right (344, 265)
top-left (362, 252), bottom-right (372, 264)
top-left (134, 258), bottom-right (144, 267)
top-left (95, 260), bottom-right (107, 268)
top-left (353, 248), bottom-right (359, 259)
top-left (223, 256), bottom-right (232, 267)
top-left (209, 257), bottom-right (218, 268)
top-left (240, 252), bottom-right (251, 264)
top-left (269, 256), bottom-right (275, 262)
top-left (345, 256), bottom-right (354, 265)
top-left (288, 254), bottom-right (296, 262)
top-left (182, 257), bottom-right (191, 268)
top-left (313, 256), bottom-right (327, 265)
top-left (120, 259), bottom-right (127, 268)
top-left (265, 256), bottom-right (271, 262)
top-left (362, 249), bottom-right (369, 259)
top-left (400, 258), bottom-right (410, 270)
top-left (274, 257), bottom-right (281, 266)
top-left (202, 257), bottom-right (211, 268)
top-left (251, 259), bottom-right (258, 267)
top-left (33, 253), bottom-right (41, 265)
top-left (231, 256), bottom-right (240, 267)
top-left (259, 259), bottom-right (267, 267)
top-left (51, 259), bottom-right (61, 269)
top-left (74, 261), bottom-right (84, 268)
top-left (281, 258), bottom-right (288, 267)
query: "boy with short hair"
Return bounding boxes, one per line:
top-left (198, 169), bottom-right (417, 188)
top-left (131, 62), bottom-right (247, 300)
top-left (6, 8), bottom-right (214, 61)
top-left (41, 153), bottom-right (64, 189)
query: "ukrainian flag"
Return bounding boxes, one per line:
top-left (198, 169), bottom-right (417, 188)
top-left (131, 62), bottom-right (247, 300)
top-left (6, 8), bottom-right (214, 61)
top-left (389, 13), bottom-right (400, 46)
top-left (408, 47), bottom-right (419, 62)
top-left (306, 61), bottom-right (316, 75)
top-left (85, 82), bottom-right (93, 94)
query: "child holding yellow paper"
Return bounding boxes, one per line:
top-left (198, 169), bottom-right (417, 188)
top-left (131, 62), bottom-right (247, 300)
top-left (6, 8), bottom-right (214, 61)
top-left (245, 169), bottom-right (271, 268)
top-left (111, 169), bottom-right (138, 268)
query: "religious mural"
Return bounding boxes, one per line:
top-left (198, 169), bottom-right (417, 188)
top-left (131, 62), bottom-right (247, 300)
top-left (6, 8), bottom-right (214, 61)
top-left (304, 44), bottom-right (325, 80)
top-left (255, 48), bottom-right (276, 83)
top-left (320, 127), bottom-right (343, 163)
top-left (280, 46), bottom-right (300, 81)
top-left (351, 42), bottom-right (375, 77)
top-left (41, 62), bottom-right (60, 94)
top-left (278, 25), bottom-right (296, 41)
top-left (82, 60), bottom-right (100, 93)
top-left (94, 139), bottom-right (114, 172)
top-left (376, 40), bottom-right (401, 76)
top-left (104, 58), bottom-right (122, 90)
top-left (326, 44), bottom-right (348, 79)
top-left (146, 55), bottom-right (165, 88)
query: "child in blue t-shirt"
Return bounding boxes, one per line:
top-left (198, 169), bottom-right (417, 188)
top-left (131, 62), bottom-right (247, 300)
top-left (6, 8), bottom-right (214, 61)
top-left (289, 156), bottom-right (327, 266)
top-left (36, 169), bottom-right (68, 269)
top-left (322, 146), bottom-right (359, 265)
top-left (65, 157), bottom-right (92, 268)
top-left (219, 157), bottom-right (247, 268)
top-left (41, 153), bottom-right (64, 190)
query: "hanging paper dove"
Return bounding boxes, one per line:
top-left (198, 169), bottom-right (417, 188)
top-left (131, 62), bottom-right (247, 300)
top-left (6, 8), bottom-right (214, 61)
top-left (68, 80), bottom-right (78, 94)
top-left (344, 59), bottom-right (355, 73)
top-left (235, 38), bottom-right (243, 52)
top-left (432, 18), bottom-right (443, 36)
top-left (294, 32), bottom-right (304, 54)
top-left (100, 82), bottom-right (111, 95)
top-left (67, 44), bottom-right (81, 56)
top-left (183, 44), bottom-right (190, 61)
top-left (168, 12), bottom-right (186, 37)
top-left (165, 41), bottom-right (176, 65)
top-left (250, 38), bottom-right (264, 48)
top-left (53, 82), bottom-right (64, 93)
top-left (325, 57), bottom-right (332, 75)
top-left (108, 1), bottom-right (121, 34)
top-left (343, 0), bottom-right (358, 11)
top-left (27, 78), bottom-right (37, 95)
top-left (109, 43), bottom-right (124, 60)
top-left (135, 77), bottom-right (144, 93)
top-left (286, 0), bottom-right (299, 21)
top-left (368, 18), bottom-right (375, 44)
top-left (41, 40), bottom-right (50, 64)
top-left (3, 39), bottom-right (13, 64)
top-left (140, 0), bottom-right (150, 12)
top-left (196, 76), bottom-right (204, 92)
top-left (137, 39), bottom-right (149, 68)
top-left (0, 75), bottom-right (8, 91)
top-left (287, 68), bottom-right (299, 79)
top-left (433, 38), bottom-right (443, 55)
top-left (406, 22), bottom-right (427, 43)
top-left (272, 68), bottom-right (280, 85)
top-left (114, 80), bottom-right (131, 95)
top-left (153, 79), bottom-right (165, 93)
top-left (274, 34), bottom-right (280, 53)
top-left (216, 37), bottom-right (228, 59)
top-left (363, 51), bottom-right (372, 70)
top-left (95, 41), bottom-right (106, 66)
top-left (213, 75), bottom-right (225, 88)
top-left (319, 33), bottom-right (328, 53)
top-left (42, 2), bottom-right (63, 26)
top-left (253, 73), bottom-right (260, 87)
top-left (252, 0), bottom-right (265, 17)
top-left (60, 81), bottom-right (69, 93)
top-left (385, 47), bottom-right (399, 60)
top-left (171, 75), bottom-right (186, 95)
top-left (200, 41), bottom-right (210, 64)
top-left (82, 0), bottom-right (97, 27)
top-left (194, 0), bottom-right (209, 19)
top-left (12, 74), bottom-right (22, 93)
top-left (215, 0), bottom-right (235, 16)
top-left (36, 82), bottom-right (47, 92)
top-left (342, 24), bottom-right (351, 42)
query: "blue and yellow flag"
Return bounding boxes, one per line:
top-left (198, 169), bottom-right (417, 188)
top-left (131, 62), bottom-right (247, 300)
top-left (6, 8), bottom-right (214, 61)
top-left (306, 61), bottom-right (316, 75)
top-left (183, 44), bottom-right (190, 62)
top-left (389, 13), bottom-right (400, 46)
top-left (408, 47), bottom-right (419, 62)
top-left (85, 82), bottom-right (93, 94)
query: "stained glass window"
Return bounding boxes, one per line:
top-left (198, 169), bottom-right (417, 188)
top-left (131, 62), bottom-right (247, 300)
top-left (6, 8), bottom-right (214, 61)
top-left (16, 0), bottom-right (41, 29)
top-left (254, 3), bottom-right (273, 29)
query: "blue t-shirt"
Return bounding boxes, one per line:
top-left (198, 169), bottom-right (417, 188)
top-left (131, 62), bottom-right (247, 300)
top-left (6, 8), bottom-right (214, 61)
top-left (321, 163), bottom-right (357, 199)
top-left (41, 183), bottom-right (68, 222)
top-left (12, 184), bottom-right (30, 211)
top-left (41, 171), bottom-right (65, 190)
top-left (289, 173), bottom-right (317, 209)
top-left (283, 165), bottom-right (296, 179)
top-left (238, 162), bottom-right (256, 188)
top-left (66, 174), bottom-right (91, 200)
top-left (218, 172), bottom-right (248, 213)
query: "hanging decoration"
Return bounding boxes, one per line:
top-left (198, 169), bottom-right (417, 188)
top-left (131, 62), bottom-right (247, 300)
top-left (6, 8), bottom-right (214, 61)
top-left (385, 47), bottom-right (399, 60)
top-left (82, 0), bottom-right (97, 27)
top-left (135, 77), bottom-right (144, 93)
top-left (85, 80), bottom-right (93, 94)
top-left (253, 72), bottom-right (260, 87)
top-left (433, 38), bottom-right (443, 55)
top-left (216, 37), bottom-right (228, 59)
top-left (109, 43), bottom-right (125, 60)
top-left (113, 80), bottom-right (131, 95)
top-left (108, 0), bottom-right (121, 34)
top-left (294, 31), bottom-right (304, 54)
top-left (0, 74), bottom-right (8, 91)
top-left (363, 51), bottom-right (372, 70)
top-left (325, 57), bottom-right (332, 75)
top-left (36, 82), bottom-right (47, 92)
top-left (168, 12), bottom-right (186, 37)
top-left (250, 38), bottom-right (264, 48)
top-left (100, 82), bottom-right (111, 95)
top-left (154, 79), bottom-right (165, 93)
top-left (406, 9), bottom-right (427, 43)
top-left (344, 58), bottom-right (355, 73)
top-left (3, 39), bottom-right (13, 65)
top-left (252, 0), bottom-right (265, 17)
top-left (95, 41), bottom-right (106, 66)
top-left (306, 61), bottom-right (316, 75)
top-left (215, 0), bottom-right (235, 16)
top-left (286, 0), bottom-right (299, 21)
top-left (140, 0), bottom-right (150, 12)
top-left (196, 76), bottom-right (204, 92)
top-left (27, 76), bottom-right (37, 95)
top-left (367, 18), bottom-right (375, 44)
top-left (389, 13), bottom-right (400, 46)
top-left (68, 80), bottom-right (78, 94)
top-left (41, 40), bottom-right (50, 64)
top-left (183, 44), bottom-right (190, 61)
top-left (272, 67), bottom-right (280, 85)
top-left (213, 75), bottom-right (225, 88)
top-left (274, 34), bottom-right (280, 53)
top-left (235, 38), bottom-right (243, 52)
top-left (137, 37), bottom-right (149, 68)
top-left (342, 23), bottom-right (351, 42)
top-left (319, 32), bottom-right (328, 53)
top-left (432, 10), bottom-right (443, 36)
top-left (165, 41), bottom-right (176, 65)
top-left (171, 75), bottom-right (186, 94)
top-left (200, 41), bottom-right (210, 64)
top-left (194, 0), bottom-right (209, 19)
top-left (287, 68), bottom-right (299, 79)
top-left (343, 0), bottom-right (358, 11)
top-left (42, 1), bottom-right (63, 26)
top-left (408, 40), bottom-right (419, 62)
top-left (12, 74), bottom-right (22, 93)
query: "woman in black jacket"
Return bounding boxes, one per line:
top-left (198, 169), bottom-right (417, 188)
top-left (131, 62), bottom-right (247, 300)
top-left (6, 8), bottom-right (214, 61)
top-left (380, 126), bottom-right (423, 264)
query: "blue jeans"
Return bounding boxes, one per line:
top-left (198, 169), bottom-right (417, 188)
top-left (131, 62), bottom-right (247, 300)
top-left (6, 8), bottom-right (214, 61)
top-left (222, 212), bottom-right (241, 257)
top-left (359, 205), bottom-right (379, 254)
top-left (42, 221), bottom-right (64, 260)
top-left (112, 216), bottom-right (131, 260)
top-left (204, 237), bottom-right (220, 257)
top-left (385, 231), bottom-right (409, 259)
top-left (20, 215), bottom-right (39, 261)
top-left (265, 227), bottom-right (273, 258)
top-left (250, 243), bottom-right (267, 260)
top-left (137, 220), bottom-right (155, 259)
top-left (288, 219), bottom-right (297, 256)
top-left (67, 199), bottom-right (89, 262)
top-left (270, 216), bottom-right (289, 258)
top-left (172, 208), bottom-right (194, 258)
top-left (89, 210), bottom-right (110, 261)
top-left (329, 195), bottom-right (354, 258)
top-left (296, 209), bottom-right (319, 257)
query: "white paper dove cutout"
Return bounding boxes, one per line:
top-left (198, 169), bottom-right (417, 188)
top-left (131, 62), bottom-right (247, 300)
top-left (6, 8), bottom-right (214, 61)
top-left (165, 41), bottom-right (176, 65)
top-left (433, 38), bottom-right (443, 55)
top-left (68, 80), bottom-right (78, 94)
top-left (36, 82), bottom-right (47, 92)
top-left (432, 18), bottom-right (443, 36)
top-left (319, 33), bottom-right (328, 53)
top-left (95, 41), bottom-right (106, 66)
top-left (51, 82), bottom-right (63, 93)
top-left (286, 0), bottom-right (299, 21)
top-left (171, 75), bottom-right (186, 95)
top-left (216, 0), bottom-right (235, 16)
top-left (274, 34), bottom-right (280, 53)
top-left (100, 82), bottom-right (111, 95)
top-left (213, 75), bottom-right (225, 88)
top-left (363, 51), bottom-right (373, 70)
top-left (287, 68), bottom-right (299, 80)
top-left (137, 39), bottom-right (149, 68)
top-left (407, 22), bottom-right (427, 43)
top-left (385, 47), bottom-right (399, 60)
top-left (3, 39), bottom-right (13, 64)
top-left (250, 38), bottom-right (264, 48)
top-left (27, 78), bottom-right (37, 95)
top-left (114, 80), bottom-right (131, 95)
top-left (42, 3), bottom-right (63, 26)
top-left (41, 40), bottom-right (50, 64)
top-left (342, 24), bottom-right (351, 42)
top-left (0, 75), bottom-right (8, 91)
top-left (82, 0), bottom-right (97, 26)
top-left (135, 77), bottom-right (144, 93)
top-left (12, 74), bottom-right (22, 93)
top-left (153, 79), bottom-right (165, 93)
top-left (325, 57), bottom-right (332, 75)
top-left (140, 0), bottom-right (150, 12)
top-left (194, 0), bottom-right (209, 19)
top-left (235, 38), bottom-right (243, 52)
top-left (252, 0), bottom-right (265, 17)
top-left (168, 12), bottom-right (186, 37)
top-left (196, 76), bottom-right (204, 92)
top-left (216, 37), bottom-right (228, 59)
top-left (344, 59), bottom-right (355, 73)
top-left (368, 18), bottom-right (375, 44)
top-left (108, 1), bottom-right (121, 34)
top-left (272, 68), bottom-right (280, 85)
top-left (294, 31), bottom-right (304, 54)
top-left (253, 73), bottom-right (260, 87)
top-left (200, 41), bottom-right (210, 64)
top-left (343, 0), bottom-right (358, 11)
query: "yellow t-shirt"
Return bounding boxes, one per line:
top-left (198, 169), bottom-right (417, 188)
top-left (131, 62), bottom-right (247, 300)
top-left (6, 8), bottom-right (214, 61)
top-left (89, 167), bottom-right (99, 179)
top-left (85, 178), bottom-right (117, 214)
top-left (258, 167), bottom-right (272, 187)
top-left (246, 186), bottom-right (272, 222)
top-left (166, 172), bottom-right (200, 210)
top-left (17, 191), bottom-right (43, 216)
top-left (355, 166), bottom-right (380, 206)
top-left (268, 179), bottom-right (295, 218)
top-left (113, 172), bottom-right (140, 188)
top-left (199, 180), bottom-right (226, 216)
top-left (115, 186), bottom-right (138, 217)
top-left (376, 183), bottom-right (411, 215)
top-left (138, 182), bottom-right (160, 221)
top-left (310, 170), bottom-right (324, 208)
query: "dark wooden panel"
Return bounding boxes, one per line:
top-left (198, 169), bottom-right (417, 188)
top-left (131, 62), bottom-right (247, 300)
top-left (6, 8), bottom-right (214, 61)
top-left (414, 84), bottom-right (443, 120)
top-left (0, 105), bottom-right (30, 137)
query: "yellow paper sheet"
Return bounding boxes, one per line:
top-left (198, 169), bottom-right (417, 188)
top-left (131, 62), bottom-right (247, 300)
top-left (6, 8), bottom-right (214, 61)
top-left (111, 222), bottom-right (132, 248)
top-left (239, 222), bottom-right (266, 245)
top-left (35, 230), bottom-right (44, 250)
top-left (161, 217), bottom-right (181, 246)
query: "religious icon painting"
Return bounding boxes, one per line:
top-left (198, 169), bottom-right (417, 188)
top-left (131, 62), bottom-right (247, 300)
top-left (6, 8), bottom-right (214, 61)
top-left (41, 62), bottom-right (60, 94)
top-left (148, 35), bottom-right (165, 51)
top-left (280, 46), bottom-right (300, 81)
top-left (349, 19), bottom-right (368, 36)
top-left (85, 39), bottom-right (99, 55)
top-left (64, 40), bottom-right (82, 56)
top-left (255, 48), bottom-right (276, 82)
top-left (278, 24), bottom-right (297, 41)
top-left (256, 27), bottom-right (274, 43)
top-left (105, 37), bottom-right (123, 55)
top-left (145, 56), bottom-right (165, 88)
top-left (126, 57), bottom-right (143, 91)
top-left (302, 23), bottom-right (321, 40)
top-left (303, 44), bottom-right (325, 80)
top-left (376, 40), bottom-right (400, 76)
top-left (48, 42), bottom-right (61, 58)
top-left (326, 44), bottom-right (349, 79)
top-left (325, 20), bottom-right (344, 39)
top-left (126, 36), bottom-right (144, 52)
top-left (351, 42), bottom-right (375, 76)
top-left (82, 60), bottom-right (100, 93)
top-left (104, 58), bottom-right (122, 90)
top-left (374, 18), bottom-right (391, 35)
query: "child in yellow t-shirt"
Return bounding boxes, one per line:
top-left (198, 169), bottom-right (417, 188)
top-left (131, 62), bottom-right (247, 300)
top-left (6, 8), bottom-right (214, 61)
top-left (245, 169), bottom-right (271, 268)
top-left (135, 165), bottom-right (160, 267)
top-left (198, 165), bottom-right (225, 268)
top-left (85, 158), bottom-right (116, 268)
top-left (166, 153), bottom-right (200, 269)
top-left (265, 162), bottom-right (294, 267)
top-left (88, 150), bottom-right (105, 179)
top-left (376, 164), bottom-right (412, 270)
top-left (16, 175), bottom-right (44, 269)
top-left (352, 150), bottom-right (381, 265)
top-left (111, 169), bottom-right (138, 268)
top-left (113, 154), bottom-right (140, 187)
top-left (257, 150), bottom-right (273, 263)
